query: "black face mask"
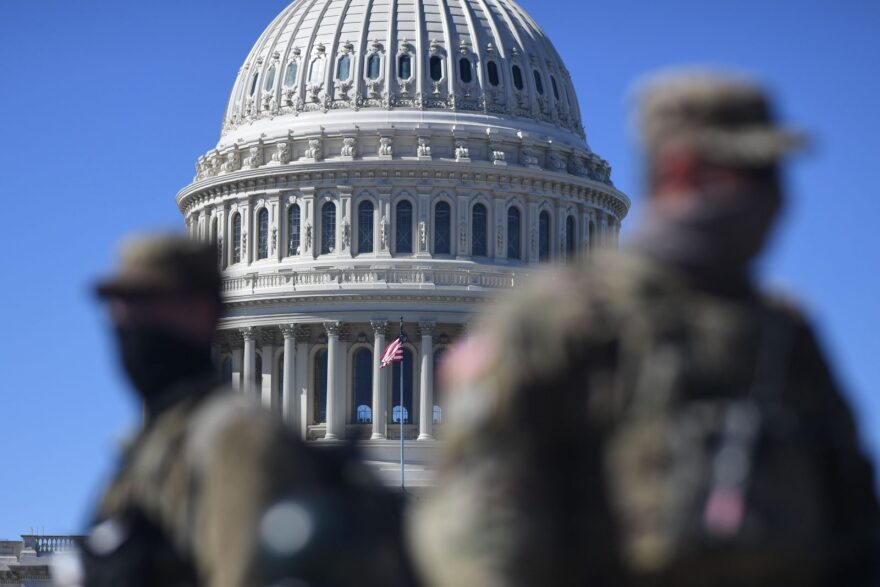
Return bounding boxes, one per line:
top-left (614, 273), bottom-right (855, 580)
top-left (114, 323), bottom-right (213, 410)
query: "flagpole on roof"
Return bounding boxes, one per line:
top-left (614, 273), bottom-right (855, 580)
top-left (399, 316), bottom-right (406, 492)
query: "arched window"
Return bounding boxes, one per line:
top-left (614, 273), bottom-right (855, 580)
top-left (589, 220), bottom-right (596, 249)
top-left (357, 201), bottom-right (374, 254)
top-left (395, 200), bottom-right (412, 254)
top-left (249, 72), bottom-right (259, 96)
top-left (284, 61), bottom-right (299, 87)
top-left (433, 347), bottom-right (447, 424)
top-left (313, 349), bottom-right (328, 424)
top-left (308, 58), bottom-right (324, 84)
top-left (512, 65), bottom-right (524, 90)
top-left (257, 208), bottom-right (269, 260)
top-left (551, 75), bottom-right (560, 100)
top-left (487, 61), bottom-right (500, 86)
top-left (471, 203), bottom-right (488, 257)
top-left (221, 356), bottom-right (233, 385)
top-left (367, 54), bottom-right (381, 80)
top-left (539, 210), bottom-right (550, 262)
top-left (232, 213), bottom-right (242, 263)
top-left (398, 54), bottom-right (412, 79)
top-left (429, 56), bottom-right (443, 81)
top-left (352, 348), bottom-right (373, 423)
top-left (321, 202), bottom-right (336, 254)
top-left (264, 65), bottom-right (276, 92)
top-left (287, 204), bottom-right (301, 256)
top-left (337, 54), bottom-right (351, 81)
top-left (391, 348), bottom-right (413, 423)
top-left (459, 58), bottom-right (472, 83)
top-left (565, 215), bottom-right (576, 257)
top-left (533, 70), bottom-right (545, 95)
top-left (507, 207), bottom-right (521, 260)
top-left (434, 201), bottom-right (451, 255)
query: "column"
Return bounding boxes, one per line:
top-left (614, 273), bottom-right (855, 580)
top-left (370, 320), bottom-right (388, 439)
top-left (338, 185), bottom-right (353, 259)
top-left (261, 339), bottom-right (275, 411)
top-left (280, 324), bottom-right (297, 426)
top-left (528, 199), bottom-right (540, 264)
top-left (295, 331), bottom-right (311, 440)
top-left (241, 327), bottom-right (257, 397)
top-left (301, 187), bottom-right (316, 259)
top-left (324, 321), bottom-right (343, 440)
top-left (418, 321), bottom-right (435, 440)
top-left (494, 196), bottom-right (506, 262)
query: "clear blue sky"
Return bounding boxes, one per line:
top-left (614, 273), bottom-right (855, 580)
top-left (0, 0), bottom-right (877, 537)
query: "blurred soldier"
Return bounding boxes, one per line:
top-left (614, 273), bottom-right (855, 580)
top-left (75, 235), bottom-right (415, 587)
top-left (410, 72), bottom-right (879, 586)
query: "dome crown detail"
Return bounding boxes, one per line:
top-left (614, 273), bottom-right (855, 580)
top-left (222, 0), bottom-right (585, 145)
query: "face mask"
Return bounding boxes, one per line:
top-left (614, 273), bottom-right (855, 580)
top-left (635, 179), bottom-right (782, 275)
top-left (114, 322), bottom-right (213, 406)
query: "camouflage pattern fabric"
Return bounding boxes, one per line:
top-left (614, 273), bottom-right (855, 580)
top-left (409, 249), bottom-right (879, 587)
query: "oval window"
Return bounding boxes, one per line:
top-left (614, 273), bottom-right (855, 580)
top-left (337, 54), bottom-right (351, 81)
top-left (551, 76), bottom-right (560, 100)
top-left (250, 72), bottom-right (259, 96)
top-left (284, 61), bottom-right (298, 86)
top-left (533, 70), bottom-right (544, 95)
top-left (429, 56), bottom-right (443, 81)
top-left (512, 65), bottom-right (524, 90)
top-left (487, 61), bottom-right (500, 86)
top-left (308, 58), bottom-right (325, 84)
top-left (264, 65), bottom-right (276, 92)
top-left (367, 54), bottom-right (381, 80)
top-left (459, 58), bottom-right (472, 83)
top-left (398, 54), bottom-right (412, 79)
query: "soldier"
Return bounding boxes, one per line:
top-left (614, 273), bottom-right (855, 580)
top-left (75, 235), bottom-right (415, 587)
top-left (409, 72), bottom-right (879, 586)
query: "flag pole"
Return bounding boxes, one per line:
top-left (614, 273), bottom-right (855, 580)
top-left (399, 316), bottom-right (406, 491)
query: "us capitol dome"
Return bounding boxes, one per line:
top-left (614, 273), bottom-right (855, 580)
top-left (176, 0), bottom-right (629, 468)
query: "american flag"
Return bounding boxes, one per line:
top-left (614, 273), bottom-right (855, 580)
top-left (380, 337), bottom-right (404, 368)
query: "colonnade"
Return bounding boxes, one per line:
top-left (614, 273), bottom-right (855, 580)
top-left (217, 319), bottom-right (447, 441)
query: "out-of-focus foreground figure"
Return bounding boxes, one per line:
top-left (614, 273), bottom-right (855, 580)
top-left (409, 71), bottom-right (880, 586)
top-left (65, 235), bottom-right (415, 587)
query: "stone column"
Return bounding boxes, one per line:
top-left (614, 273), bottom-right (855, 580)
top-left (279, 324), bottom-right (297, 427)
top-left (241, 327), bottom-right (257, 397)
top-left (324, 321), bottom-right (343, 440)
top-left (338, 185), bottom-right (353, 259)
top-left (417, 321), bottom-right (435, 440)
top-left (370, 320), bottom-right (389, 439)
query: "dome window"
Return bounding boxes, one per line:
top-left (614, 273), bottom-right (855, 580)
top-left (551, 75), bottom-right (560, 100)
top-left (257, 208), bottom-right (269, 260)
top-left (487, 61), bottom-right (500, 86)
top-left (534, 70), bottom-right (545, 95)
top-left (565, 216), bottom-right (576, 258)
top-left (434, 201), bottom-right (451, 255)
top-left (367, 54), bottom-right (381, 80)
top-left (337, 54), bottom-right (351, 81)
top-left (357, 201), bottom-right (374, 254)
top-left (232, 213), bottom-right (242, 263)
top-left (396, 200), bottom-right (413, 254)
top-left (429, 56), bottom-right (443, 82)
top-left (507, 207), bottom-right (521, 260)
top-left (264, 65), bottom-right (276, 92)
top-left (321, 201), bottom-right (336, 254)
top-left (459, 58), bottom-right (473, 84)
top-left (287, 204), bottom-right (301, 256)
top-left (471, 203), bottom-right (488, 257)
top-left (512, 65), bottom-right (524, 90)
top-left (284, 61), bottom-right (299, 87)
top-left (398, 54), bottom-right (412, 80)
top-left (539, 211), bottom-right (551, 262)
top-left (308, 58), bottom-right (325, 84)
top-left (249, 72), bottom-right (259, 96)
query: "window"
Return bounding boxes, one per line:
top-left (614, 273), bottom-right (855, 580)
top-left (287, 204), bottom-right (300, 256)
top-left (487, 61), bottom-right (500, 86)
top-left (459, 58), bottom-right (472, 83)
top-left (539, 210), bottom-right (550, 262)
top-left (284, 61), bottom-right (298, 87)
top-left (472, 203), bottom-right (487, 257)
top-left (512, 65), bottom-right (524, 90)
top-left (264, 65), bottom-right (276, 92)
top-left (551, 75), bottom-right (560, 100)
top-left (391, 348), bottom-right (413, 423)
top-left (250, 72), bottom-right (259, 96)
top-left (367, 53), bottom-right (381, 80)
top-left (352, 348), bottom-right (373, 423)
top-left (434, 201), bottom-right (451, 255)
top-left (321, 202), bottom-right (336, 254)
top-left (429, 56), bottom-right (443, 81)
top-left (534, 70), bottom-right (544, 95)
top-left (357, 201), bottom-right (374, 254)
top-left (565, 215), bottom-right (576, 257)
top-left (308, 58), bottom-right (324, 84)
top-left (313, 349), bottom-right (328, 423)
top-left (396, 200), bottom-right (412, 254)
top-left (257, 208), bottom-right (269, 259)
top-left (398, 54), bottom-right (412, 79)
top-left (221, 356), bottom-right (233, 385)
top-left (507, 207), bottom-right (521, 260)
top-left (232, 213), bottom-right (242, 263)
top-left (337, 54), bottom-right (351, 81)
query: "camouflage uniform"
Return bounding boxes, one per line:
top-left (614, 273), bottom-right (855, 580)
top-left (410, 74), bottom-right (879, 586)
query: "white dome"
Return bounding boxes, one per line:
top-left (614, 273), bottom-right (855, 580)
top-left (221, 0), bottom-right (587, 150)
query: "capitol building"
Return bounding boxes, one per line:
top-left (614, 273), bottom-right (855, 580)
top-left (177, 0), bottom-right (629, 467)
